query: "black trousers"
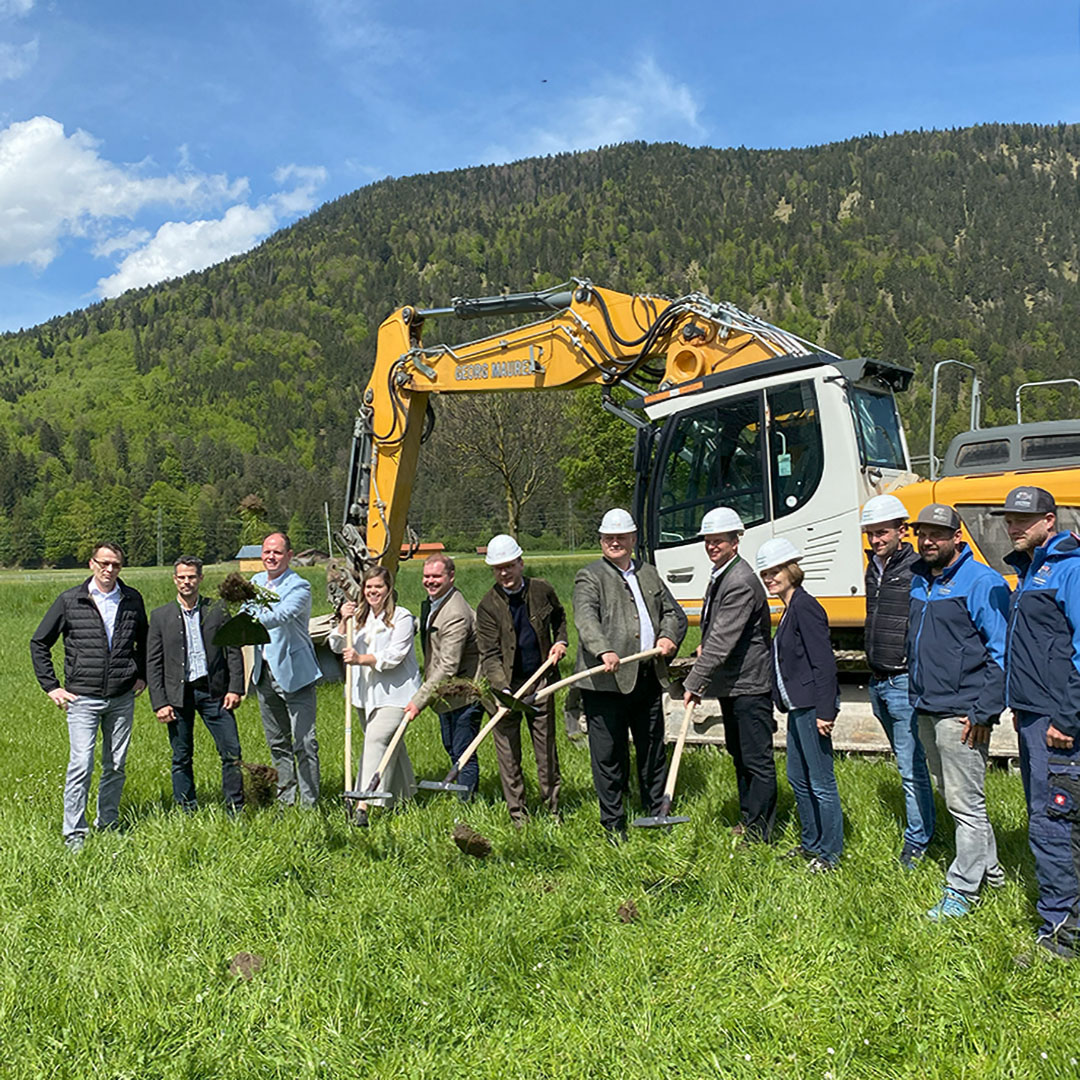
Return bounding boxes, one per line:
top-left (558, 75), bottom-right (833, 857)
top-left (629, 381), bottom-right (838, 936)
top-left (582, 666), bottom-right (666, 831)
top-left (167, 680), bottom-right (244, 810)
top-left (720, 693), bottom-right (777, 841)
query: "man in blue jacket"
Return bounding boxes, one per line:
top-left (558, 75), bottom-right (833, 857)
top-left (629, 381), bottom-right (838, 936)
top-left (908, 503), bottom-right (1010, 919)
top-left (995, 486), bottom-right (1080, 960)
top-left (250, 532), bottom-right (322, 807)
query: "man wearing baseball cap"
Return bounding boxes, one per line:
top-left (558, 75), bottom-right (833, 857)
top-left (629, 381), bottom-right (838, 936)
top-left (908, 502), bottom-right (1010, 919)
top-left (682, 507), bottom-right (777, 842)
top-left (860, 494), bottom-right (935, 867)
top-left (476, 534), bottom-right (569, 826)
top-left (995, 486), bottom-right (1080, 960)
top-left (573, 508), bottom-right (687, 842)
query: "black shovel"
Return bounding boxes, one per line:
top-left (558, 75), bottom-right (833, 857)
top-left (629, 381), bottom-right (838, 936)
top-left (632, 701), bottom-right (695, 828)
top-left (418, 654), bottom-right (559, 794)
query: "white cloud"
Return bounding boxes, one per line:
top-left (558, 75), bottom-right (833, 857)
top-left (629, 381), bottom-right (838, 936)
top-left (96, 165), bottom-right (326, 297)
top-left (306, 0), bottom-right (405, 62)
top-left (485, 57), bottom-right (705, 162)
top-left (0, 35), bottom-right (36, 79)
top-left (0, 115), bottom-right (247, 269)
top-left (0, 1), bottom-right (35, 16)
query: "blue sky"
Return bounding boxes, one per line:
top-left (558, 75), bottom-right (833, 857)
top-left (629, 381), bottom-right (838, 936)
top-left (0, 0), bottom-right (1077, 333)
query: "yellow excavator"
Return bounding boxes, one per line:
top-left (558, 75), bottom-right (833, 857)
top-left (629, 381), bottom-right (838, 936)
top-left (339, 279), bottom-right (1080, 629)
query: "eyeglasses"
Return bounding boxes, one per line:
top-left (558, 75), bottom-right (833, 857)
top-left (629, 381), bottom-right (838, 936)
top-left (93, 558), bottom-right (122, 570)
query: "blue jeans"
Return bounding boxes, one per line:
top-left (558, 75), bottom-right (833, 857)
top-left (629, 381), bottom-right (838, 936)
top-left (439, 702), bottom-right (483, 799)
top-left (167, 682), bottom-right (244, 811)
top-left (1016, 710), bottom-right (1080, 941)
top-left (63, 690), bottom-right (136, 842)
top-left (786, 706), bottom-right (843, 862)
top-left (869, 674), bottom-right (935, 850)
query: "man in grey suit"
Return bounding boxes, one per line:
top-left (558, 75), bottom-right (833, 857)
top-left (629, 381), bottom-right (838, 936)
top-left (682, 507), bottom-right (777, 841)
top-left (403, 553), bottom-right (482, 799)
top-left (573, 508), bottom-right (687, 842)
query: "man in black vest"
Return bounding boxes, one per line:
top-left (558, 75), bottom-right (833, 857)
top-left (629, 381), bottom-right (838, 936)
top-left (683, 507), bottom-right (777, 841)
top-left (861, 494), bottom-right (935, 867)
top-left (147, 556), bottom-right (246, 813)
top-left (31, 541), bottom-right (148, 851)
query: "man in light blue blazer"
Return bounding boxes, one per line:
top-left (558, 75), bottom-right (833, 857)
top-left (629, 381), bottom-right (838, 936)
top-left (250, 532), bottom-right (321, 806)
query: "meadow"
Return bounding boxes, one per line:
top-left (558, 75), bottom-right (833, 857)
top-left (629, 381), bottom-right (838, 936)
top-left (1, 556), bottom-right (1078, 1080)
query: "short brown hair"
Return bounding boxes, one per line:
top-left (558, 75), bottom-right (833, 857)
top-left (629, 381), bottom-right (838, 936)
top-left (174, 556), bottom-right (204, 574)
top-left (786, 561), bottom-right (805, 587)
top-left (92, 542), bottom-right (125, 564)
top-left (424, 552), bottom-right (455, 575)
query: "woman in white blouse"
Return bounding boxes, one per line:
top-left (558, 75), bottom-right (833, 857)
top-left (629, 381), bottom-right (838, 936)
top-left (329, 566), bottom-right (420, 825)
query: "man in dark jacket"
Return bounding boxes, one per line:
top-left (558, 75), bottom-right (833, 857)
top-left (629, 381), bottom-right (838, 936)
top-left (995, 486), bottom-right (1080, 961)
top-left (908, 503), bottom-right (1010, 919)
top-left (573, 508), bottom-right (687, 842)
top-left (147, 556), bottom-right (246, 814)
top-left (861, 493), bottom-right (935, 867)
top-left (30, 541), bottom-right (148, 851)
top-left (682, 507), bottom-right (776, 841)
top-left (476, 534), bottom-right (568, 826)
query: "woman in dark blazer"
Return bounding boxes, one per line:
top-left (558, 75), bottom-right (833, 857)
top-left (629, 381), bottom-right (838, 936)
top-left (756, 538), bottom-right (843, 870)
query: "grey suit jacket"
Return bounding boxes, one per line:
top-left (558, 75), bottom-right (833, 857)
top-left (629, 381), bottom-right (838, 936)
top-left (682, 555), bottom-right (772, 699)
top-left (410, 587), bottom-right (480, 713)
top-left (573, 558), bottom-right (687, 694)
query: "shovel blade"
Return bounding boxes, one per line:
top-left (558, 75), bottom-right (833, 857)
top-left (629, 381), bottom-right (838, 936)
top-left (491, 686), bottom-right (537, 717)
top-left (344, 788), bottom-right (394, 803)
top-left (418, 779), bottom-right (471, 794)
top-left (630, 814), bottom-right (691, 829)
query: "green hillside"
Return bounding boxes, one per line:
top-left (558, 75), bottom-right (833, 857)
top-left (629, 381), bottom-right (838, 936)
top-left (2, 122), bottom-right (1080, 566)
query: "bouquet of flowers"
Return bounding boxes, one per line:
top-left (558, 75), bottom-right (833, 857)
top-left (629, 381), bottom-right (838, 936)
top-left (211, 572), bottom-right (281, 647)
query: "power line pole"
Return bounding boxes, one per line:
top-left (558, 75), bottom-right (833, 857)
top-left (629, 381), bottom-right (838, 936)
top-left (156, 505), bottom-right (163, 566)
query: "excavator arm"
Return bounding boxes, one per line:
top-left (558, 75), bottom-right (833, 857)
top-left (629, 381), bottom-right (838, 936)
top-left (340, 278), bottom-right (822, 581)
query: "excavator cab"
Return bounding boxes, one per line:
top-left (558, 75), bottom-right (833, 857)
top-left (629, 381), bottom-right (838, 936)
top-left (638, 357), bottom-right (914, 626)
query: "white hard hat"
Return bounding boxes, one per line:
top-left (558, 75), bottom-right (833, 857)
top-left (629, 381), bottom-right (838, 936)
top-left (598, 508), bottom-right (637, 534)
top-left (860, 494), bottom-right (909, 529)
top-left (699, 507), bottom-right (745, 536)
top-left (484, 534), bottom-right (524, 566)
top-left (755, 537), bottom-right (803, 574)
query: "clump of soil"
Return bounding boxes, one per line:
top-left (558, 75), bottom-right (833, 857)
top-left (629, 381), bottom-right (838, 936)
top-left (241, 762), bottom-right (278, 807)
top-left (617, 900), bottom-right (639, 923)
top-left (228, 952), bottom-right (264, 981)
top-left (452, 822), bottom-right (491, 858)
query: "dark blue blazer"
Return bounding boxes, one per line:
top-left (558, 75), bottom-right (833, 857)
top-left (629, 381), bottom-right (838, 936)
top-left (770, 585), bottom-right (839, 720)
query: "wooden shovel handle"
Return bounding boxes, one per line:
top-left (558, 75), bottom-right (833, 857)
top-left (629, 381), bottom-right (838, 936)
top-left (662, 701), bottom-right (697, 803)
top-left (362, 710), bottom-right (412, 793)
top-left (446, 653), bottom-right (560, 779)
top-left (533, 647), bottom-right (663, 703)
top-left (343, 614), bottom-right (355, 792)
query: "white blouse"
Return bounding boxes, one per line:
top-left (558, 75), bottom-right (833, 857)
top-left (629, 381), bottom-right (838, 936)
top-left (328, 606), bottom-right (422, 712)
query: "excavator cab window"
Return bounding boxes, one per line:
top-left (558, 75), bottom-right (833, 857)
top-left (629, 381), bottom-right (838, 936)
top-left (654, 392), bottom-right (766, 545)
top-left (768, 380), bottom-right (824, 518)
top-left (852, 386), bottom-right (906, 469)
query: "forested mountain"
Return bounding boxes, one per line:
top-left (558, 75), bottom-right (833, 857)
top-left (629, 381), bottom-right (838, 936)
top-left (2, 122), bottom-right (1080, 566)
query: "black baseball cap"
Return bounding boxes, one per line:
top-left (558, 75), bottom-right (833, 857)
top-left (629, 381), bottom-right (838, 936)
top-left (988, 486), bottom-right (1056, 516)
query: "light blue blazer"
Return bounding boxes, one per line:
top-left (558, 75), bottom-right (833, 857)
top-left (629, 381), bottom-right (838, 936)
top-left (249, 568), bottom-right (321, 693)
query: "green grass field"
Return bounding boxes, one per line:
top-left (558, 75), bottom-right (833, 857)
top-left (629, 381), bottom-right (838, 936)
top-left (2, 557), bottom-right (1078, 1079)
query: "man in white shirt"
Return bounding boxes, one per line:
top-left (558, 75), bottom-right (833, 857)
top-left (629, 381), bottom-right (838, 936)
top-left (31, 542), bottom-right (148, 851)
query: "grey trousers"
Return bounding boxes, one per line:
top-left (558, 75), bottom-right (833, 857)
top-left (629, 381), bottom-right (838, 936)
top-left (256, 667), bottom-right (320, 807)
top-left (356, 705), bottom-right (415, 806)
top-left (918, 712), bottom-right (1003, 898)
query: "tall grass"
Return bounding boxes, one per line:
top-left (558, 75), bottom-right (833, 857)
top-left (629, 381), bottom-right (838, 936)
top-left (0, 557), bottom-right (1076, 1079)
